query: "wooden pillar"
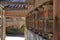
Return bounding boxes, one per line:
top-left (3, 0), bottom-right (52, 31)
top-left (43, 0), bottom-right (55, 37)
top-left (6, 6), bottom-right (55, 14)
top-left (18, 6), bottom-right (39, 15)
top-left (53, 0), bottom-right (60, 40)
top-left (0, 5), bottom-right (5, 40)
top-left (24, 17), bottom-right (26, 40)
top-left (0, 5), bottom-right (3, 40)
top-left (25, 27), bottom-right (27, 40)
top-left (1, 10), bottom-right (5, 40)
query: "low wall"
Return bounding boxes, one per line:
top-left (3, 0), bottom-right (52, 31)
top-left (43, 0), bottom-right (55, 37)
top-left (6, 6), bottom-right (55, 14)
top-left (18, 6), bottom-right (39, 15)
top-left (26, 30), bottom-right (47, 40)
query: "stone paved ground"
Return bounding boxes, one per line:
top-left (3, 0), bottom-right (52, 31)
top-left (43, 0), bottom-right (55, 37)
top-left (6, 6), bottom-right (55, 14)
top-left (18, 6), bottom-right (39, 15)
top-left (0, 36), bottom-right (25, 40)
top-left (5, 36), bottom-right (25, 40)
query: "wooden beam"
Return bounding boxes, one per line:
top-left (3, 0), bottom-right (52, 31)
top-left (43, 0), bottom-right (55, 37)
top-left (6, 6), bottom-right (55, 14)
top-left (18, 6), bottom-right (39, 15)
top-left (4, 10), bottom-right (28, 17)
top-left (43, 0), bottom-right (53, 5)
top-left (3, 8), bottom-right (28, 10)
top-left (28, 0), bottom-right (50, 13)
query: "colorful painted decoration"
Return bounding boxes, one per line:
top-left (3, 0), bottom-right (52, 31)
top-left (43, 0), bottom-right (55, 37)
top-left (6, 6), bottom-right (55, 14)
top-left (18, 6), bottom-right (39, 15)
top-left (3, 4), bottom-right (28, 9)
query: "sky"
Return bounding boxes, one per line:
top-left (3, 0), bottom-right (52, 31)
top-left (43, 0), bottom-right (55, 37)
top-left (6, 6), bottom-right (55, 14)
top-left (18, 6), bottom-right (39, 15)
top-left (12, 0), bottom-right (25, 2)
top-left (5, 0), bottom-right (26, 2)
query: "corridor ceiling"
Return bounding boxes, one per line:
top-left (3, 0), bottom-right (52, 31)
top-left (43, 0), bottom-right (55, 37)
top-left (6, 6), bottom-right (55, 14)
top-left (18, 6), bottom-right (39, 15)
top-left (0, 0), bottom-right (34, 10)
top-left (0, 0), bottom-right (34, 17)
top-left (1, 0), bottom-right (27, 10)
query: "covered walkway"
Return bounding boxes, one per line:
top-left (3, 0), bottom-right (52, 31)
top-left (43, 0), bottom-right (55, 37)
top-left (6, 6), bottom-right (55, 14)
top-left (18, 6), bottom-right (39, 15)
top-left (0, 0), bottom-right (60, 40)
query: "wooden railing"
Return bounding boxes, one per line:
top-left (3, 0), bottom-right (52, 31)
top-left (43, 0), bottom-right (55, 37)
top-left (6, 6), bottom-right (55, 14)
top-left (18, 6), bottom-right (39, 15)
top-left (26, 0), bottom-right (53, 40)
